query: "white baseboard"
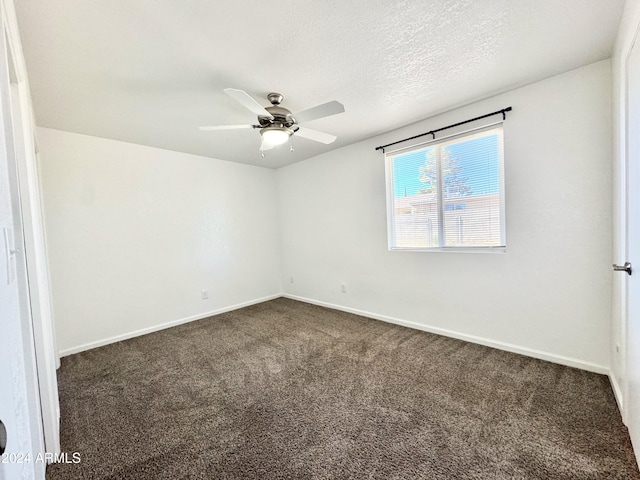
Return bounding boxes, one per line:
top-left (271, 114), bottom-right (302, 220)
top-left (283, 294), bottom-right (609, 375)
top-left (609, 372), bottom-right (626, 421)
top-left (61, 292), bottom-right (611, 377)
top-left (59, 293), bottom-right (283, 357)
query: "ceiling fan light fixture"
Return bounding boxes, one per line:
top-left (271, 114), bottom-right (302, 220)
top-left (260, 126), bottom-right (292, 146)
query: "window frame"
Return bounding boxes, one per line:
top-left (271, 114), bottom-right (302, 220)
top-left (384, 123), bottom-right (506, 253)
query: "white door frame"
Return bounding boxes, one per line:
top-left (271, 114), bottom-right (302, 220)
top-left (1, 0), bottom-right (60, 456)
top-left (624, 26), bottom-right (640, 467)
top-left (0, 0), bottom-right (48, 477)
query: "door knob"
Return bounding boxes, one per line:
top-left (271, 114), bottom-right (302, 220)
top-left (613, 262), bottom-right (633, 276)
top-left (0, 419), bottom-right (6, 455)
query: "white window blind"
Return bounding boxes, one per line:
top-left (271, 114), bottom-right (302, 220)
top-left (385, 125), bottom-right (505, 251)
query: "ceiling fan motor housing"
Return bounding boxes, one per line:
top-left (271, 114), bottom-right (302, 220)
top-left (258, 102), bottom-right (298, 131)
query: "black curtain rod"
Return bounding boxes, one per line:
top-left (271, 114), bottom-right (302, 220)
top-left (375, 106), bottom-right (512, 152)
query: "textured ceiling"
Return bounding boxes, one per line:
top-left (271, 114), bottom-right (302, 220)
top-left (15, 0), bottom-right (624, 168)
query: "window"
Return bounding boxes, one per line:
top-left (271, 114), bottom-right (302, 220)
top-left (385, 125), bottom-right (505, 251)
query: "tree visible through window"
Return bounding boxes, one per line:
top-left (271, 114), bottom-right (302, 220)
top-left (385, 126), bottom-right (505, 250)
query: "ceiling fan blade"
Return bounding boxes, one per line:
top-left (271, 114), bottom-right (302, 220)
top-left (295, 127), bottom-right (337, 144)
top-left (294, 100), bottom-right (345, 123)
top-left (198, 124), bottom-right (254, 131)
top-left (224, 88), bottom-right (274, 119)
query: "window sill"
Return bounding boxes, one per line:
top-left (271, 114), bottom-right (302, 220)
top-left (389, 246), bottom-right (506, 254)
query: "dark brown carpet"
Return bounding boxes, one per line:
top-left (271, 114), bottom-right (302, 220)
top-left (47, 298), bottom-right (640, 479)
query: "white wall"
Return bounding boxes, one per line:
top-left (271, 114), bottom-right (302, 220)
top-left (278, 60), bottom-right (613, 372)
top-left (38, 128), bottom-right (282, 355)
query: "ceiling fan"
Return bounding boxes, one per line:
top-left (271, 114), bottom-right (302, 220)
top-left (199, 88), bottom-right (345, 151)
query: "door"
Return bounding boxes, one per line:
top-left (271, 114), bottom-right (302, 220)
top-left (0, 4), bottom-right (45, 479)
top-left (2, 0), bottom-right (60, 458)
top-left (6, 42), bottom-right (60, 457)
top-left (625, 32), bottom-right (640, 467)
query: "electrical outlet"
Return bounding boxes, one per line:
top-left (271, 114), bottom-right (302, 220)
top-left (201, 290), bottom-right (208, 300)
top-left (341, 283), bottom-right (347, 293)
